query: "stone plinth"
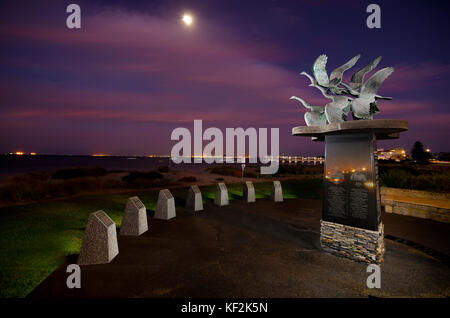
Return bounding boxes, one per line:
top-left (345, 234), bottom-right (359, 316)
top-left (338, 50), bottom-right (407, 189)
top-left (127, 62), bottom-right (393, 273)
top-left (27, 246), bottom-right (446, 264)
top-left (293, 119), bottom-right (408, 263)
top-left (214, 183), bottom-right (229, 206)
top-left (78, 211), bottom-right (119, 265)
top-left (186, 185), bottom-right (203, 211)
top-left (154, 189), bottom-right (176, 220)
top-left (271, 181), bottom-right (283, 202)
top-left (243, 181), bottom-right (255, 203)
top-left (320, 220), bottom-right (385, 264)
top-left (120, 196), bottom-right (148, 236)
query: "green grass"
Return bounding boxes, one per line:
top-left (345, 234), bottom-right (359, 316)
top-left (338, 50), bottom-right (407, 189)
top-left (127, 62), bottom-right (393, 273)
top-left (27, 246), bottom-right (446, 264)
top-left (0, 179), bottom-right (322, 298)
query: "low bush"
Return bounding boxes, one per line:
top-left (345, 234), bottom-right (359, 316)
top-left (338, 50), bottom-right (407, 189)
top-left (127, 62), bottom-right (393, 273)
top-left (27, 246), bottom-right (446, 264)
top-left (52, 166), bottom-right (107, 179)
top-left (122, 171), bottom-right (163, 183)
top-left (178, 176), bottom-right (197, 182)
top-left (206, 165), bottom-right (259, 178)
top-left (157, 165), bottom-right (169, 173)
top-left (379, 162), bottom-right (450, 192)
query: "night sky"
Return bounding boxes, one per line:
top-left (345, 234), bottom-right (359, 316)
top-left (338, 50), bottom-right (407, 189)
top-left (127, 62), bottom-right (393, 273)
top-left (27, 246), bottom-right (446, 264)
top-left (1, 0), bottom-right (449, 156)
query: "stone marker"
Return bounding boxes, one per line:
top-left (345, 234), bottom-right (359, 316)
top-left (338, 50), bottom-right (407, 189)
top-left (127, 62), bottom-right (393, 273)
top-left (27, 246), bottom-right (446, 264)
top-left (271, 180), bottom-right (283, 202)
top-left (243, 181), bottom-right (255, 203)
top-left (186, 185), bottom-right (203, 211)
top-left (214, 183), bottom-right (229, 206)
top-left (154, 189), bottom-right (176, 220)
top-left (78, 210), bottom-right (119, 265)
top-left (120, 196), bottom-right (148, 236)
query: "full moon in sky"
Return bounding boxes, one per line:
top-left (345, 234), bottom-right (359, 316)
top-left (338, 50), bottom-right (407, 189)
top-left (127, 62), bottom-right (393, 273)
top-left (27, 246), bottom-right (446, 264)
top-left (182, 14), bottom-right (193, 25)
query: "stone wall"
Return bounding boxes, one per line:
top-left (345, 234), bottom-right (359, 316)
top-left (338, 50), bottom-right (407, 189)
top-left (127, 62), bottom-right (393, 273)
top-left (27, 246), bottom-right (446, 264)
top-left (320, 220), bottom-right (385, 264)
top-left (381, 187), bottom-right (450, 223)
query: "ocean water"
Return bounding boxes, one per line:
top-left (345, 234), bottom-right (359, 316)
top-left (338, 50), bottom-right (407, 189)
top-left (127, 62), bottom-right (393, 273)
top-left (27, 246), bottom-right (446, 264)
top-left (0, 155), bottom-right (250, 177)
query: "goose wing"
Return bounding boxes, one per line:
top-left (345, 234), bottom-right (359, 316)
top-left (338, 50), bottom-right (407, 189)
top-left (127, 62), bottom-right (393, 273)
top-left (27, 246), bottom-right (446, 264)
top-left (312, 54), bottom-right (329, 87)
top-left (349, 56), bottom-right (382, 90)
top-left (361, 67), bottom-right (394, 96)
top-left (329, 54), bottom-right (361, 85)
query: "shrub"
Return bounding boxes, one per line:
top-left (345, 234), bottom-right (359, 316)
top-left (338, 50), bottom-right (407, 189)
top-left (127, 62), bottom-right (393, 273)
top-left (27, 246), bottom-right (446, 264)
top-left (157, 165), bottom-right (169, 173)
top-left (206, 165), bottom-right (259, 178)
top-left (122, 171), bottom-right (163, 183)
top-left (380, 169), bottom-right (409, 188)
top-left (206, 166), bottom-right (238, 176)
top-left (178, 176), bottom-right (197, 182)
top-left (52, 166), bottom-right (107, 179)
top-left (244, 171), bottom-right (257, 178)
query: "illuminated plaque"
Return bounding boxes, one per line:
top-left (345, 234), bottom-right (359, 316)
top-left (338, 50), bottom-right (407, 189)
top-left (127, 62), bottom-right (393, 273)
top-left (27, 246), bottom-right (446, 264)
top-left (323, 133), bottom-right (380, 231)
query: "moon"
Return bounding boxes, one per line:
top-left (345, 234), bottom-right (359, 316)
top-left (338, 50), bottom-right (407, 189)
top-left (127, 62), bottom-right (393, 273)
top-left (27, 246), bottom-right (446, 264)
top-left (182, 14), bottom-right (193, 25)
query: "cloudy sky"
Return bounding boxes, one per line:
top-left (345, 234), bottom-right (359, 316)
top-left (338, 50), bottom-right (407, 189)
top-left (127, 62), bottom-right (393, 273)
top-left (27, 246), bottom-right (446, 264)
top-left (1, 0), bottom-right (449, 155)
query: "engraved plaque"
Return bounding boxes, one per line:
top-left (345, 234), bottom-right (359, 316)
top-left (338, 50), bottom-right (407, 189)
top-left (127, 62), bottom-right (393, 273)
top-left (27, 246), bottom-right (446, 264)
top-left (95, 210), bottom-right (114, 227)
top-left (163, 189), bottom-right (173, 199)
top-left (323, 133), bottom-right (380, 231)
top-left (191, 185), bottom-right (200, 194)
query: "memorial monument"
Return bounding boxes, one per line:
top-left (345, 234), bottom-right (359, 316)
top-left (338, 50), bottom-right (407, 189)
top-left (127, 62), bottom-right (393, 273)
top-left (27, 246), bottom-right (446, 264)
top-left (243, 181), bottom-right (256, 203)
top-left (271, 181), bottom-right (283, 202)
top-left (154, 189), bottom-right (176, 220)
top-left (291, 54), bottom-right (408, 263)
top-left (214, 183), bottom-right (229, 206)
top-left (78, 210), bottom-right (119, 265)
top-left (120, 196), bottom-right (148, 236)
top-left (186, 185), bottom-right (204, 211)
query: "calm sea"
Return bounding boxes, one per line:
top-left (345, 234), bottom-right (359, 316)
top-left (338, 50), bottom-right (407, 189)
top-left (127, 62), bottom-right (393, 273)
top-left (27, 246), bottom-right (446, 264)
top-left (0, 155), bottom-right (224, 177)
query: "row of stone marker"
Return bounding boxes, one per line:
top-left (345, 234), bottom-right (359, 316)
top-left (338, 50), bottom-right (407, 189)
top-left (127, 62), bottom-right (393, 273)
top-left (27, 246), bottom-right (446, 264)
top-left (77, 181), bottom-right (284, 265)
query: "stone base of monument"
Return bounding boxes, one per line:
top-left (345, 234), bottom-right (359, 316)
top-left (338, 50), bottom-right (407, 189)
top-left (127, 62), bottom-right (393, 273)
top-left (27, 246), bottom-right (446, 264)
top-left (214, 183), bottom-right (229, 206)
top-left (120, 196), bottom-right (148, 236)
top-left (154, 189), bottom-right (176, 220)
top-left (243, 181), bottom-right (255, 203)
top-left (78, 210), bottom-right (119, 265)
top-left (271, 181), bottom-right (283, 202)
top-left (186, 185), bottom-right (203, 211)
top-left (293, 119), bottom-right (408, 264)
top-left (320, 220), bottom-right (385, 264)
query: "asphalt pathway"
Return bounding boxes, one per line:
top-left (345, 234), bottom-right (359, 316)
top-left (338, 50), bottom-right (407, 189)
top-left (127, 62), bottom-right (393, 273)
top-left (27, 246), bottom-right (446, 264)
top-left (29, 198), bottom-right (450, 298)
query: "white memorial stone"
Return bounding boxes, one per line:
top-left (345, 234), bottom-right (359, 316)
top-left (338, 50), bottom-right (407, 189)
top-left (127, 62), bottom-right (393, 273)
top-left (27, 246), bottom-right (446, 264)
top-left (154, 189), bottom-right (176, 220)
top-left (120, 196), bottom-right (148, 236)
top-left (214, 183), bottom-right (229, 206)
top-left (78, 210), bottom-right (119, 265)
top-left (243, 181), bottom-right (255, 203)
top-left (186, 185), bottom-right (203, 211)
top-left (271, 180), bottom-right (283, 202)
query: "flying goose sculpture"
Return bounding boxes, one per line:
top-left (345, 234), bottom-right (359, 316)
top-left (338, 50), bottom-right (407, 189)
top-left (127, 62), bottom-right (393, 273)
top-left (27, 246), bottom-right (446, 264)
top-left (296, 71), bottom-right (351, 124)
top-left (290, 96), bottom-right (326, 126)
top-left (350, 56), bottom-right (382, 91)
top-left (324, 95), bottom-right (353, 123)
top-left (300, 71), bottom-right (334, 100)
top-left (312, 54), bottom-right (361, 94)
top-left (350, 67), bottom-right (394, 120)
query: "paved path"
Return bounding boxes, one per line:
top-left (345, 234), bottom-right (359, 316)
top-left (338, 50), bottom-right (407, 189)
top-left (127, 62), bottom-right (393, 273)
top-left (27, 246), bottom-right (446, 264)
top-left (29, 198), bottom-right (450, 298)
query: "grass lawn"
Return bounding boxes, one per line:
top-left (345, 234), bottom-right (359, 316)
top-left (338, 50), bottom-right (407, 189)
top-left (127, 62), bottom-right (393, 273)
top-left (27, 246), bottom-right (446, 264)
top-left (0, 178), bottom-right (322, 298)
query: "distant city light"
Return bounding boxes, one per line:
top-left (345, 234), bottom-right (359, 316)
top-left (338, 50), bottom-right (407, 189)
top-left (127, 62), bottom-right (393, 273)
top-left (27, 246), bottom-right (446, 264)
top-left (14, 151), bottom-right (24, 155)
top-left (364, 181), bottom-right (374, 188)
top-left (30, 152), bottom-right (37, 155)
top-left (426, 148), bottom-right (430, 152)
